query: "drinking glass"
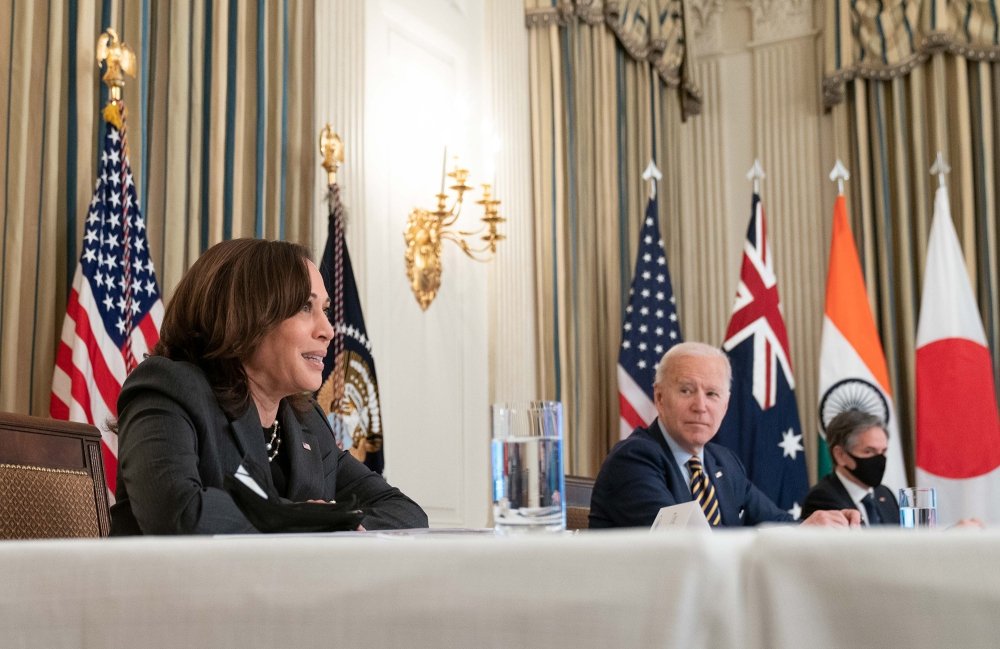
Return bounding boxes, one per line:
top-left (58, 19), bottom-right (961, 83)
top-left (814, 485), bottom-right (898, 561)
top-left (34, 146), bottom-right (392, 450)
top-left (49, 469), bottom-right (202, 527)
top-left (898, 487), bottom-right (937, 528)
top-left (490, 401), bottom-right (565, 534)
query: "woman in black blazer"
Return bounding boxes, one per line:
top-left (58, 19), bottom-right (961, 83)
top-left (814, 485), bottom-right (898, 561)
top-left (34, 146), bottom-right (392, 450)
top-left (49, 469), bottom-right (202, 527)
top-left (110, 238), bottom-right (427, 535)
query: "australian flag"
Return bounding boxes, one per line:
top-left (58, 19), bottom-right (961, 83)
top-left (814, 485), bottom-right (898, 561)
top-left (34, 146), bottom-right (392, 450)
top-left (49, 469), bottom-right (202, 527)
top-left (617, 195), bottom-right (682, 439)
top-left (317, 183), bottom-right (384, 474)
top-left (716, 192), bottom-right (808, 518)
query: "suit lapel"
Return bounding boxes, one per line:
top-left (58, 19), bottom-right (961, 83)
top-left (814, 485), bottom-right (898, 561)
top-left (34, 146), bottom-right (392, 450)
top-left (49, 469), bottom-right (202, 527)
top-left (702, 447), bottom-right (738, 525)
top-left (280, 405), bottom-right (325, 502)
top-left (644, 424), bottom-right (691, 504)
top-left (226, 405), bottom-right (281, 497)
top-left (828, 473), bottom-right (858, 510)
top-left (874, 485), bottom-right (899, 525)
top-left (230, 406), bottom-right (268, 468)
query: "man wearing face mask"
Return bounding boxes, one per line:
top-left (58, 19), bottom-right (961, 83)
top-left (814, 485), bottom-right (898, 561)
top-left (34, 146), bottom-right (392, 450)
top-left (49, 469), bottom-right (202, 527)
top-left (802, 409), bottom-right (899, 525)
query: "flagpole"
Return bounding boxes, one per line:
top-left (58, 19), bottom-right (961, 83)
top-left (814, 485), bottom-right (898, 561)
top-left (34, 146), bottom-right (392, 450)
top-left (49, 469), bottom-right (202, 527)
top-left (319, 125), bottom-right (347, 412)
top-left (97, 28), bottom-right (141, 373)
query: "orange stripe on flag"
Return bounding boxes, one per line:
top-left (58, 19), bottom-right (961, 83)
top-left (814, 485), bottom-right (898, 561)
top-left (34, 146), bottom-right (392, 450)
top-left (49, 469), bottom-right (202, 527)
top-left (823, 195), bottom-right (893, 393)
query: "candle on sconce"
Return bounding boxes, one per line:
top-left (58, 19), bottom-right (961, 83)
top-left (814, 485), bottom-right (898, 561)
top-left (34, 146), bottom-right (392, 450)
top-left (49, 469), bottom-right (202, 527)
top-left (440, 147), bottom-right (448, 195)
top-left (404, 137), bottom-right (506, 310)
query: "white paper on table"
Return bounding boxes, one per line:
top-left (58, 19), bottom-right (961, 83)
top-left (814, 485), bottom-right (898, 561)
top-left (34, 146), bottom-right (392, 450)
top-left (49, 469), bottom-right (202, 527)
top-left (650, 501), bottom-right (712, 532)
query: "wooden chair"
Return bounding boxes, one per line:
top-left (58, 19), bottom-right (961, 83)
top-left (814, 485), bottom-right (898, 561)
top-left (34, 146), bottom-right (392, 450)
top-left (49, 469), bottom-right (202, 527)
top-left (0, 411), bottom-right (110, 538)
top-left (565, 474), bottom-right (594, 531)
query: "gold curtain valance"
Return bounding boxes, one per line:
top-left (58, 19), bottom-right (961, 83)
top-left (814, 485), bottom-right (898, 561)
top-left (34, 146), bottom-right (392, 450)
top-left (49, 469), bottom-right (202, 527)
top-left (525, 0), bottom-right (701, 117)
top-left (824, 0), bottom-right (1000, 107)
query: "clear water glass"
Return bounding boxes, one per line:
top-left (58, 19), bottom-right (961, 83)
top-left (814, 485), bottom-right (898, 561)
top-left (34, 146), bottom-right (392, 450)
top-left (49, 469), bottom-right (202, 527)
top-left (898, 487), bottom-right (937, 528)
top-left (491, 401), bottom-right (565, 534)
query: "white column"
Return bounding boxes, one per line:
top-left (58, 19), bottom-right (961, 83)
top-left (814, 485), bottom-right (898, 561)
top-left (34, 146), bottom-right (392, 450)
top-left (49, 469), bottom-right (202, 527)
top-left (313, 0), bottom-right (366, 274)
top-left (484, 0), bottom-right (538, 404)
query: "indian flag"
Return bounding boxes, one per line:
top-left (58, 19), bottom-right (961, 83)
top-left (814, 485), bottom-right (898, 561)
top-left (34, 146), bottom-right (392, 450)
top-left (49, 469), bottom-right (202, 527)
top-left (915, 185), bottom-right (1000, 525)
top-left (817, 194), bottom-right (907, 494)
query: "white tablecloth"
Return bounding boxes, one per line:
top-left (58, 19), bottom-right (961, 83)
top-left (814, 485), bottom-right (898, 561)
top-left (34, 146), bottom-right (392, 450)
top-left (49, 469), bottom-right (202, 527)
top-left (2, 528), bottom-right (999, 649)
top-left (745, 527), bottom-right (1000, 649)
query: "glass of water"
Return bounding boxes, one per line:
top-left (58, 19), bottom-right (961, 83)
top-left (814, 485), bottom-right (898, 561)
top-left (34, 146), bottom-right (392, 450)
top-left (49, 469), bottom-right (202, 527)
top-left (898, 487), bottom-right (937, 528)
top-left (491, 401), bottom-right (565, 534)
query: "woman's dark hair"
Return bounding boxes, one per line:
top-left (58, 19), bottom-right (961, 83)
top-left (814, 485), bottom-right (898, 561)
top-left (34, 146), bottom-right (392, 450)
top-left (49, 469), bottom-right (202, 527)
top-left (153, 238), bottom-right (314, 416)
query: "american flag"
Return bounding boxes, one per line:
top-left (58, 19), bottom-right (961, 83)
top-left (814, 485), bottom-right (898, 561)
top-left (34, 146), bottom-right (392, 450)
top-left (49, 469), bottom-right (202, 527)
top-left (715, 192), bottom-right (807, 517)
top-left (617, 195), bottom-right (682, 439)
top-left (50, 102), bottom-right (163, 499)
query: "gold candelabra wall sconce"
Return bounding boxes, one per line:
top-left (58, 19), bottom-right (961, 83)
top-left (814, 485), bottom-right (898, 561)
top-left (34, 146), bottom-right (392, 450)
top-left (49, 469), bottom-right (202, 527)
top-left (404, 159), bottom-right (505, 310)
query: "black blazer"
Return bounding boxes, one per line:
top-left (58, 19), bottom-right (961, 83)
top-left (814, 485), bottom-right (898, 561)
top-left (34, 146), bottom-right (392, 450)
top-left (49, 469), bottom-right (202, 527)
top-left (801, 472), bottom-right (899, 525)
top-left (111, 356), bottom-right (427, 535)
top-left (589, 423), bottom-right (793, 528)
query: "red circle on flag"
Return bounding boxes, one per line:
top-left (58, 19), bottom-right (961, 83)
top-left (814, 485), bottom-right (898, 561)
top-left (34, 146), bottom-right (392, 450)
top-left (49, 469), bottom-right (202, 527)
top-left (916, 339), bottom-right (1000, 478)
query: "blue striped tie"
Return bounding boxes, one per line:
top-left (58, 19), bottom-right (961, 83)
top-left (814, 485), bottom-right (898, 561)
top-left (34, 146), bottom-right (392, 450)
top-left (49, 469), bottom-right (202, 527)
top-left (687, 456), bottom-right (722, 526)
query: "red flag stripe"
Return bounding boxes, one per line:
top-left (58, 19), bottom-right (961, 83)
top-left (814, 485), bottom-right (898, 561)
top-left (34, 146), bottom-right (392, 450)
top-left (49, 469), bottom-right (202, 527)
top-left (65, 288), bottom-right (124, 415)
top-left (50, 393), bottom-right (70, 421)
top-left (100, 438), bottom-right (119, 495)
top-left (619, 393), bottom-right (646, 431)
top-left (137, 307), bottom-right (161, 352)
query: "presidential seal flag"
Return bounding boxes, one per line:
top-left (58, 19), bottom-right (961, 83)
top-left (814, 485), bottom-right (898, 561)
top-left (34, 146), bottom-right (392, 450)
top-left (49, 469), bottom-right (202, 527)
top-left (617, 193), bottom-right (682, 439)
top-left (50, 97), bottom-right (163, 499)
top-left (317, 181), bottom-right (384, 474)
top-left (716, 191), bottom-right (808, 517)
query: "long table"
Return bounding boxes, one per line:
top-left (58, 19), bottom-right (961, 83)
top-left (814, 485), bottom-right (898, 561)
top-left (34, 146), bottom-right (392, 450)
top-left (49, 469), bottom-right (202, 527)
top-left (3, 528), bottom-right (999, 648)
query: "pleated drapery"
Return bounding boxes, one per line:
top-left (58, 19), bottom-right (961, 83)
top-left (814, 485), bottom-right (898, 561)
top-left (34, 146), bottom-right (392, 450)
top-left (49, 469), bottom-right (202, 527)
top-left (525, 0), bottom-right (692, 476)
top-left (825, 0), bottom-right (1000, 481)
top-left (0, 0), bottom-right (316, 416)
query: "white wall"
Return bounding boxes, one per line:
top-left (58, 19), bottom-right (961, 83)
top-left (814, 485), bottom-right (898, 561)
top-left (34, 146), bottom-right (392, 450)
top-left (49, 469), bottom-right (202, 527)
top-left (314, 0), bottom-right (534, 528)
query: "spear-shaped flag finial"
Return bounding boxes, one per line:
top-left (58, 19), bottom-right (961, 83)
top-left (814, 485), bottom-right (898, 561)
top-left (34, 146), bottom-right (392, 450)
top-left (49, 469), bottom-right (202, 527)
top-left (829, 159), bottom-right (850, 195)
top-left (930, 151), bottom-right (951, 189)
top-left (642, 159), bottom-right (662, 200)
top-left (746, 159), bottom-right (765, 194)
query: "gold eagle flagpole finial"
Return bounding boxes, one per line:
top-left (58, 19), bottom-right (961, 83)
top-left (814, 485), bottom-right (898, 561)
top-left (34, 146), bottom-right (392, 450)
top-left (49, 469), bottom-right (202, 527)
top-left (96, 28), bottom-right (136, 129)
top-left (319, 124), bottom-right (344, 186)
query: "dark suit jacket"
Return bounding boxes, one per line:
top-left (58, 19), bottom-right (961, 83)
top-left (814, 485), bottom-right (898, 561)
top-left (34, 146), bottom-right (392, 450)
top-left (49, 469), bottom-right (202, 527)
top-left (802, 472), bottom-right (899, 525)
top-left (110, 356), bottom-right (427, 535)
top-left (589, 423), bottom-right (793, 528)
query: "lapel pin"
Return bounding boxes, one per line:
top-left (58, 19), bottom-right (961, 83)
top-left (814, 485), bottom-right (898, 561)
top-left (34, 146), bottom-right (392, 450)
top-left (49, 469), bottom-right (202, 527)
top-left (302, 442), bottom-right (312, 451)
top-left (715, 471), bottom-right (723, 478)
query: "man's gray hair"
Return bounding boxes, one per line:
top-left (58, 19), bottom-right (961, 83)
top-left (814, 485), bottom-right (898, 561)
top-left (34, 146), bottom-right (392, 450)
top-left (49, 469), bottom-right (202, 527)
top-left (825, 409), bottom-right (888, 461)
top-left (653, 342), bottom-right (732, 389)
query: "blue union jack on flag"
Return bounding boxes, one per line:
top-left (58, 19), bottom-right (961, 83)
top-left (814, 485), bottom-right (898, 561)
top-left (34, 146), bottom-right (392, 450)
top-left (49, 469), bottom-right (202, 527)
top-left (715, 192), bottom-right (807, 517)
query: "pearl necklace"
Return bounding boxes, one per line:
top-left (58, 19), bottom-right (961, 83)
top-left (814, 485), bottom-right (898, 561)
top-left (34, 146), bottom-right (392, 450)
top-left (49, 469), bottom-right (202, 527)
top-left (266, 420), bottom-right (281, 462)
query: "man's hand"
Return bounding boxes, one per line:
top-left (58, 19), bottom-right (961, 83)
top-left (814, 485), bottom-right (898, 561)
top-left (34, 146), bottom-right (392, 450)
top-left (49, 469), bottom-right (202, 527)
top-left (950, 518), bottom-right (985, 529)
top-left (800, 509), bottom-right (861, 528)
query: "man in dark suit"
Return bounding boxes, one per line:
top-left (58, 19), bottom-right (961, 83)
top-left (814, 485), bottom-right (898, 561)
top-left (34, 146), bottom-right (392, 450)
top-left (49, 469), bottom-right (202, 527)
top-left (802, 409), bottom-right (899, 525)
top-left (590, 342), bottom-right (860, 528)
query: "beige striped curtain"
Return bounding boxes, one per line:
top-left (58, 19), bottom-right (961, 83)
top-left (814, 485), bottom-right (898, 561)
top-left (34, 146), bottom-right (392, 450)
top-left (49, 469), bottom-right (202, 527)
top-left (825, 0), bottom-right (1000, 480)
top-left (525, 0), bottom-right (693, 476)
top-left (0, 0), bottom-right (316, 417)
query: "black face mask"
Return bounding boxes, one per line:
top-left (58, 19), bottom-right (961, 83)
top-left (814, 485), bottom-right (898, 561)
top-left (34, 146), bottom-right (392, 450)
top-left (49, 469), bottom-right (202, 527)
top-left (846, 452), bottom-right (887, 488)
